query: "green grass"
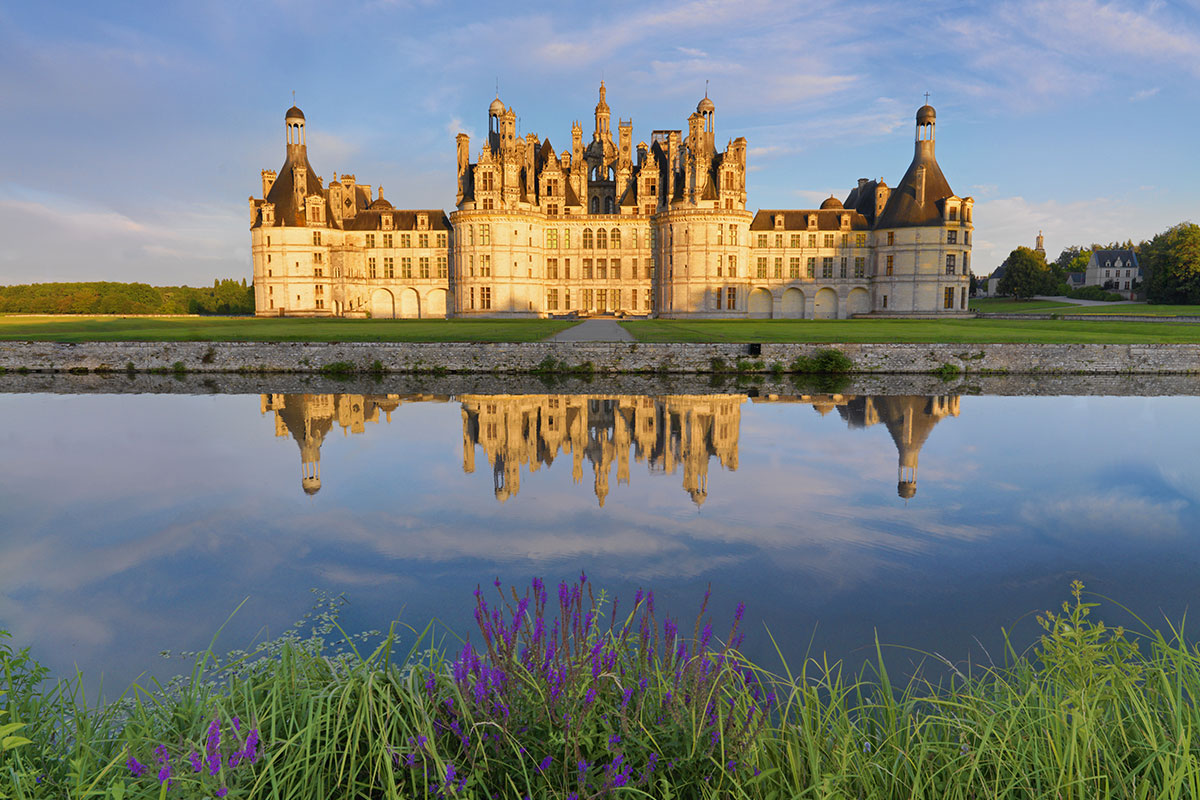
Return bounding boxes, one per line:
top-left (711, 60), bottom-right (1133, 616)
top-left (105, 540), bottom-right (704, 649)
top-left (969, 298), bottom-right (1078, 313)
top-left (620, 317), bottom-right (1200, 343)
top-left (1053, 303), bottom-right (1200, 316)
top-left (0, 315), bottom-right (578, 343)
top-left (4, 582), bottom-right (1199, 799)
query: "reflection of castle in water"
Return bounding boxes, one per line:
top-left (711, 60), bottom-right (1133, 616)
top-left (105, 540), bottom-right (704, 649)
top-left (260, 393), bottom-right (446, 494)
top-left (262, 393), bottom-right (958, 501)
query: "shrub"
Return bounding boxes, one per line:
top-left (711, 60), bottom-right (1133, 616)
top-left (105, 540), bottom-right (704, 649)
top-left (319, 361), bottom-right (356, 378)
top-left (790, 348), bottom-right (853, 374)
top-left (933, 362), bottom-right (961, 380)
top-left (1066, 285), bottom-right (1122, 302)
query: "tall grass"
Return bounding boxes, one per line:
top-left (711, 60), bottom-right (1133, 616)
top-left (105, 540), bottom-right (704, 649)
top-left (4, 580), bottom-right (1199, 798)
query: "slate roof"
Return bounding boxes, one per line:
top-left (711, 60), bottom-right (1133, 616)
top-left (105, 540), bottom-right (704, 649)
top-left (749, 209), bottom-right (870, 231)
top-left (342, 209), bottom-right (451, 232)
top-left (262, 151), bottom-right (325, 227)
top-left (875, 144), bottom-right (956, 229)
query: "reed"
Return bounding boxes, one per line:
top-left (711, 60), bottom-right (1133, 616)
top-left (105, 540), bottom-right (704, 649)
top-left (3, 580), bottom-right (1198, 798)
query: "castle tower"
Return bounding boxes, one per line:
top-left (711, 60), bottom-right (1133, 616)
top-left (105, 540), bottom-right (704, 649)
top-left (285, 105), bottom-right (307, 161)
top-left (1035, 230), bottom-right (1045, 257)
top-left (488, 95), bottom-right (506, 150)
top-left (594, 81), bottom-right (611, 142)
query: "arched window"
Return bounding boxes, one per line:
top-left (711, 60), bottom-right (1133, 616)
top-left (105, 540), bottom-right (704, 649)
top-left (583, 228), bottom-right (594, 248)
top-left (605, 197), bottom-right (614, 213)
top-left (590, 197), bottom-right (599, 213)
top-left (610, 229), bottom-right (621, 249)
top-left (596, 229), bottom-right (607, 249)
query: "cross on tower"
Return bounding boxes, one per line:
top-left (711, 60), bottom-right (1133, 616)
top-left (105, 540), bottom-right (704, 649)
top-left (924, 91), bottom-right (931, 104)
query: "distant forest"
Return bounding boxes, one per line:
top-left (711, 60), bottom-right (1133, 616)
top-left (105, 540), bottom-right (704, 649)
top-left (0, 280), bottom-right (254, 315)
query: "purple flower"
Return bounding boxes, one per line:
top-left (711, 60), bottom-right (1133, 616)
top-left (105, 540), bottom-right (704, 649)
top-left (537, 755), bottom-right (553, 772)
top-left (243, 728), bottom-right (260, 764)
top-left (127, 757), bottom-right (147, 777)
top-left (157, 765), bottom-right (171, 783)
top-left (446, 763), bottom-right (457, 784)
top-left (584, 687), bottom-right (596, 705)
top-left (580, 570), bottom-right (587, 584)
top-left (734, 602), bottom-right (746, 623)
top-left (607, 733), bottom-right (621, 748)
top-left (188, 752), bottom-right (202, 773)
top-left (232, 717), bottom-right (241, 732)
top-left (216, 789), bottom-right (228, 798)
top-left (154, 745), bottom-right (169, 764)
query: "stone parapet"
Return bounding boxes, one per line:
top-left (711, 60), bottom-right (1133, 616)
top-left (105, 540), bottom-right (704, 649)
top-left (3, 340), bottom-right (1200, 375)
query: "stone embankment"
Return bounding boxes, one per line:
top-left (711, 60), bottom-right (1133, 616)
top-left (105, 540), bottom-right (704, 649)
top-left (2, 340), bottom-right (1200, 375)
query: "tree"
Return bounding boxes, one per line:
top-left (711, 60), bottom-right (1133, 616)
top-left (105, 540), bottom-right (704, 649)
top-left (997, 246), bottom-right (1055, 299)
top-left (1143, 223), bottom-right (1200, 304)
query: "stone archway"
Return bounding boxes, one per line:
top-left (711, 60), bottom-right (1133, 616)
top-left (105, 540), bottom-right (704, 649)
top-left (847, 287), bottom-right (871, 317)
top-left (399, 288), bottom-right (421, 318)
top-left (370, 289), bottom-right (395, 319)
top-left (425, 288), bottom-right (447, 318)
top-left (781, 287), bottom-right (805, 319)
top-left (814, 287), bottom-right (838, 319)
top-left (747, 287), bottom-right (773, 319)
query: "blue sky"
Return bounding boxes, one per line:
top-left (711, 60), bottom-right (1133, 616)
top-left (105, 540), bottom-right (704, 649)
top-left (1, 0), bottom-right (1197, 285)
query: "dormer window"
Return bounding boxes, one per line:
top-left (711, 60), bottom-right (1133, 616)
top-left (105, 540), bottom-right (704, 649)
top-left (807, 215), bottom-right (817, 230)
top-left (948, 207), bottom-right (958, 221)
top-left (774, 215), bottom-right (784, 230)
top-left (418, 214), bottom-right (429, 230)
top-left (840, 215), bottom-right (849, 229)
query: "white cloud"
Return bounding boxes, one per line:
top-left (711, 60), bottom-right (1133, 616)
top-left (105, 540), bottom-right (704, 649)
top-left (1130, 87), bottom-right (1160, 101)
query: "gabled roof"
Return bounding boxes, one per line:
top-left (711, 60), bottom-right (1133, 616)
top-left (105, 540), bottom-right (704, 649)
top-left (343, 209), bottom-right (452, 232)
top-left (262, 151), bottom-right (326, 227)
top-left (749, 209), bottom-right (870, 231)
top-left (1092, 249), bottom-right (1139, 267)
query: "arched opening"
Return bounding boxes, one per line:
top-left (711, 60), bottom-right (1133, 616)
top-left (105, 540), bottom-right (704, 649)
top-left (847, 288), bottom-right (871, 317)
top-left (370, 289), bottom-right (395, 319)
top-left (604, 197), bottom-right (613, 213)
top-left (747, 287), bottom-right (773, 319)
top-left (590, 197), bottom-right (599, 213)
top-left (399, 288), bottom-right (421, 318)
top-left (814, 287), bottom-right (838, 319)
top-left (425, 288), bottom-right (447, 317)
top-left (781, 287), bottom-right (805, 319)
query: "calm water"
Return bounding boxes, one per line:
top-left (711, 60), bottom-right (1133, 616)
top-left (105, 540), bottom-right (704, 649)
top-left (1, 386), bottom-right (1198, 692)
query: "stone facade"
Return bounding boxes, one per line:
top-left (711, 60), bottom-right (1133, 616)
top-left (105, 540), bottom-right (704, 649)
top-left (250, 91), bottom-right (973, 319)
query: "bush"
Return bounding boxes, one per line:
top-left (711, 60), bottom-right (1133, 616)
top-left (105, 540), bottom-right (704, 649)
top-left (790, 348), bottom-right (854, 374)
top-left (1066, 285), bottom-right (1122, 302)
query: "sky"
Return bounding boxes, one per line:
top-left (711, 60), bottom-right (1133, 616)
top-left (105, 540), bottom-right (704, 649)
top-left (1, 0), bottom-right (1198, 286)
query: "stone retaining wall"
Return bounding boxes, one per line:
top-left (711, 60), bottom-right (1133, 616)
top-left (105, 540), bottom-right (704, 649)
top-left (2, 340), bottom-right (1200, 374)
top-left (979, 313), bottom-right (1200, 322)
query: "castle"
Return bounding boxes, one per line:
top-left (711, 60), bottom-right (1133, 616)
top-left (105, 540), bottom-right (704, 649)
top-left (250, 86), bottom-right (973, 318)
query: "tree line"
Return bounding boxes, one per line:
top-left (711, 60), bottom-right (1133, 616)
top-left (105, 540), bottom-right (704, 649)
top-left (0, 279), bottom-right (254, 315)
top-left (995, 222), bottom-right (1200, 303)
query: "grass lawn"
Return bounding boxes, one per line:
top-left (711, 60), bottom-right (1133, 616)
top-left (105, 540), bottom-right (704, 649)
top-left (1049, 303), bottom-right (1200, 316)
top-left (0, 315), bottom-right (578, 342)
top-left (619, 317), bottom-right (1200, 343)
top-left (968, 298), bottom-right (1077, 313)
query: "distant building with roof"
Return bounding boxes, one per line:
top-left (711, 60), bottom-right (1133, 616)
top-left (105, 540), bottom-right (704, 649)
top-left (1084, 249), bottom-right (1141, 298)
top-left (250, 91), bottom-right (974, 318)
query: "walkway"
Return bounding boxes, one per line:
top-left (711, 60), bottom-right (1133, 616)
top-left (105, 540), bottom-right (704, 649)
top-left (1035, 295), bottom-right (1141, 307)
top-left (544, 318), bottom-right (636, 342)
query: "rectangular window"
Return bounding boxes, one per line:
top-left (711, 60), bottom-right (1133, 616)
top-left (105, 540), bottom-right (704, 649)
top-left (564, 258), bottom-right (571, 279)
top-left (823, 234), bottom-right (834, 248)
top-left (963, 253), bottom-right (970, 273)
top-left (312, 231), bottom-right (321, 245)
top-left (420, 257), bottom-right (430, 279)
top-left (643, 260), bottom-right (652, 280)
top-left (728, 256), bottom-right (737, 278)
top-left (756, 234), bottom-right (767, 248)
top-left (315, 298), bottom-right (324, 309)
top-left (887, 231), bottom-right (895, 246)
top-left (385, 257), bottom-right (395, 279)
top-left (947, 230), bottom-right (957, 244)
top-left (856, 233), bottom-right (866, 246)
top-left (775, 234), bottom-right (783, 248)
top-left (611, 259), bottom-right (621, 280)
top-left (822, 257), bottom-right (833, 278)
top-left (583, 259), bottom-right (593, 279)
top-left (565, 289), bottom-right (571, 309)
top-left (480, 254), bottom-right (491, 277)
top-left (469, 287), bottom-right (475, 310)
top-left (807, 233), bottom-right (816, 247)
top-left (631, 289), bottom-right (638, 311)
top-left (726, 287), bottom-right (736, 310)
top-left (717, 227), bottom-right (724, 245)
top-left (597, 289), bottom-right (607, 312)
top-left (789, 257), bottom-right (800, 279)
top-left (480, 226), bottom-right (490, 245)
top-left (436, 256), bottom-right (447, 278)
top-left (597, 259), bottom-right (607, 280)
top-left (949, 207), bottom-right (958, 221)
top-left (383, 233), bottom-right (393, 248)
top-left (882, 294), bottom-right (888, 309)
top-left (757, 257), bottom-right (768, 278)
top-left (774, 258), bottom-right (783, 279)
top-left (564, 229), bottom-right (571, 247)
top-left (854, 257), bottom-right (865, 278)
top-left (368, 257), bottom-right (377, 278)
top-left (419, 234), bottom-right (429, 248)
top-left (400, 257), bottom-right (411, 279)
top-left (547, 229), bottom-right (558, 249)
top-left (314, 284), bottom-right (323, 295)
top-left (961, 286), bottom-right (967, 309)
top-left (944, 287), bottom-right (954, 309)
top-left (366, 234), bottom-right (376, 248)
top-left (313, 267), bottom-right (323, 277)
top-left (790, 234), bottom-right (802, 247)
top-left (946, 254), bottom-right (956, 274)
top-left (547, 258), bottom-right (559, 280)
top-left (644, 288), bottom-right (651, 309)
top-left (886, 255), bottom-right (894, 275)
top-left (313, 251), bottom-right (323, 263)
top-left (806, 257), bottom-right (816, 278)
top-left (717, 262), bottom-right (723, 278)
top-left (547, 288), bottom-right (559, 311)
top-left (583, 289), bottom-right (594, 309)
top-left (400, 233), bottom-right (411, 248)
top-left (436, 232), bottom-right (447, 247)
top-left (729, 226), bottom-right (737, 245)
top-left (840, 258), bottom-right (847, 278)
top-left (480, 286), bottom-right (492, 309)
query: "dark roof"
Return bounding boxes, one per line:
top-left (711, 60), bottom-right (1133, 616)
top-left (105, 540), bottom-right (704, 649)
top-left (1092, 249), bottom-right (1139, 267)
top-left (369, 197), bottom-right (394, 210)
top-left (1067, 271), bottom-right (1085, 284)
top-left (843, 179), bottom-right (886, 224)
top-left (343, 209), bottom-right (451, 232)
top-left (820, 196), bottom-right (843, 210)
top-left (749, 209), bottom-right (870, 231)
top-left (286, 105), bottom-right (305, 120)
top-left (875, 143), bottom-right (956, 229)
top-left (916, 104), bottom-right (935, 124)
top-left (563, 177), bottom-right (581, 207)
top-left (262, 151), bottom-right (326, 227)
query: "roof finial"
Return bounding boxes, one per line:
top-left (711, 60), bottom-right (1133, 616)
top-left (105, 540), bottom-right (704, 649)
top-left (495, 78), bottom-right (499, 98)
top-left (924, 91), bottom-right (931, 104)
top-left (292, 89), bottom-right (295, 104)
top-left (705, 79), bottom-right (709, 98)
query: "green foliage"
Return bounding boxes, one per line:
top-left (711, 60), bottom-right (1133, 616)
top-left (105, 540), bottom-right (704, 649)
top-left (1065, 285), bottom-right (1122, 302)
top-left (932, 362), bottom-right (961, 380)
top-left (319, 361), bottom-right (356, 378)
top-left (1143, 222), bottom-right (1200, 304)
top-left (709, 356), bottom-right (730, 373)
top-left (997, 247), bottom-right (1056, 299)
top-left (790, 348), bottom-right (854, 373)
top-left (0, 280), bottom-right (254, 315)
top-left (171, 361), bottom-right (187, 376)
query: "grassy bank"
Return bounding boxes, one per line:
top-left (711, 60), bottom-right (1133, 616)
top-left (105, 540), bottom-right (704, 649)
top-left (4, 580), bottom-right (1198, 799)
top-left (619, 317), bottom-right (1200, 343)
top-left (969, 298), bottom-right (1078, 313)
top-left (0, 316), bottom-right (577, 343)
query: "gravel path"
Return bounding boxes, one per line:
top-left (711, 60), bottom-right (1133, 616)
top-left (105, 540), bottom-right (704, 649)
top-left (544, 318), bottom-right (636, 342)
